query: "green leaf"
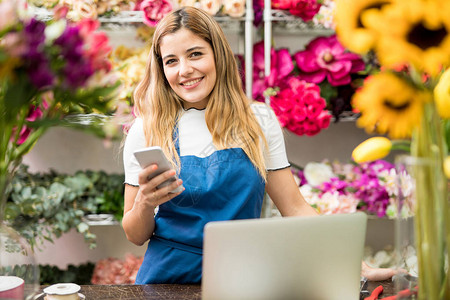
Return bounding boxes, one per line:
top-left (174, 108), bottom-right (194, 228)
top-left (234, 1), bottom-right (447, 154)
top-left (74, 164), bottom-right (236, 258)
top-left (2, 72), bottom-right (37, 121)
top-left (318, 81), bottom-right (338, 106)
top-left (77, 222), bottom-right (89, 233)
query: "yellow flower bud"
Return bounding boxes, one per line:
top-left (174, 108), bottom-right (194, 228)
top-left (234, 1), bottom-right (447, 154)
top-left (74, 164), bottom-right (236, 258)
top-left (352, 137), bottom-right (392, 163)
top-left (434, 68), bottom-right (450, 119)
top-left (444, 156), bottom-right (450, 179)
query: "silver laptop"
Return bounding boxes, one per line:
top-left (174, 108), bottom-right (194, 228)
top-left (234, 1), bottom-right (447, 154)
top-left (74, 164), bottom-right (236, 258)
top-left (202, 212), bottom-right (367, 300)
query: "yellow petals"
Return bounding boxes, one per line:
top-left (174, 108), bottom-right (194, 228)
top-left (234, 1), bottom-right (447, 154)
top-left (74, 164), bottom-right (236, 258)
top-left (373, 0), bottom-right (450, 76)
top-left (352, 137), bottom-right (392, 163)
top-left (335, 0), bottom-right (393, 54)
top-left (444, 156), bottom-right (450, 179)
top-left (434, 68), bottom-right (450, 119)
top-left (353, 72), bottom-right (431, 139)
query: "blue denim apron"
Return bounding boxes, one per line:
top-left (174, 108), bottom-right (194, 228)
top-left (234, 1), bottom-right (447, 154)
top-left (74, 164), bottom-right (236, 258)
top-left (135, 130), bottom-right (266, 284)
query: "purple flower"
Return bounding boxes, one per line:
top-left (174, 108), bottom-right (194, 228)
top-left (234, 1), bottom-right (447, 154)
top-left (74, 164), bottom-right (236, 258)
top-left (63, 60), bottom-right (93, 88)
top-left (28, 60), bottom-right (54, 88)
top-left (253, 0), bottom-right (264, 27)
top-left (54, 25), bottom-right (94, 88)
top-left (352, 172), bottom-right (391, 218)
top-left (294, 35), bottom-right (365, 86)
top-left (21, 18), bottom-right (55, 89)
top-left (293, 168), bottom-right (308, 186)
top-left (24, 18), bottom-right (46, 48)
top-left (323, 177), bottom-right (348, 195)
top-left (54, 26), bottom-right (84, 61)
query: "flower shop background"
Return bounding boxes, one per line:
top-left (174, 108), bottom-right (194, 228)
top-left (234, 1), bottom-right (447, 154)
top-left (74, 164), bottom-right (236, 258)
top-left (13, 0), bottom-right (401, 284)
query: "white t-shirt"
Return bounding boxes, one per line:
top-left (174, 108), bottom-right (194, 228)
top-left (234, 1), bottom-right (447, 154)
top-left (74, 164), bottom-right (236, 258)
top-left (123, 103), bottom-right (290, 186)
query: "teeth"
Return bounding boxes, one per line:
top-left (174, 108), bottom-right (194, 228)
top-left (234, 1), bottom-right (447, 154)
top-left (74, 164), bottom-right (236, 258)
top-left (182, 78), bottom-right (201, 86)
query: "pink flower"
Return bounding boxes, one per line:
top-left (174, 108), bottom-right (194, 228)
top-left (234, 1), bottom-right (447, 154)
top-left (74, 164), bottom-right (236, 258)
top-left (271, 0), bottom-right (291, 10)
top-left (77, 19), bottom-right (113, 72)
top-left (270, 77), bottom-right (331, 136)
top-left (17, 101), bottom-right (48, 145)
top-left (52, 4), bottom-right (69, 20)
top-left (91, 254), bottom-right (144, 284)
top-left (140, 0), bottom-right (173, 27)
top-left (252, 41), bottom-right (294, 102)
top-left (289, 0), bottom-right (321, 22)
top-left (294, 35), bottom-right (365, 86)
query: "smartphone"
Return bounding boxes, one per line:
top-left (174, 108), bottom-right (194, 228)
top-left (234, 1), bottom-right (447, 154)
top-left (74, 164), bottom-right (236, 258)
top-left (133, 146), bottom-right (184, 193)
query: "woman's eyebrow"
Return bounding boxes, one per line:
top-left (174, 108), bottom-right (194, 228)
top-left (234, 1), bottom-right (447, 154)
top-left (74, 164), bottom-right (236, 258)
top-left (186, 46), bottom-right (206, 52)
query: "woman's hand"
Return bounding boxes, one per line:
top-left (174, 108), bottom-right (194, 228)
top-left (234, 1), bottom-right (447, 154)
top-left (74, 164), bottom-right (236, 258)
top-left (137, 164), bottom-right (184, 208)
top-left (361, 261), bottom-right (401, 281)
top-left (122, 164), bottom-right (184, 246)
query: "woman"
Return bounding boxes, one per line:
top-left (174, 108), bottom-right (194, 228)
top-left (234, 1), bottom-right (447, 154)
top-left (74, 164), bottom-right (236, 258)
top-left (122, 6), bottom-right (395, 284)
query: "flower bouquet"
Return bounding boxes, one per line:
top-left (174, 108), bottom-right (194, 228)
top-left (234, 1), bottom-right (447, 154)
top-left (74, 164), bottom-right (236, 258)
top-left (0, 0), bottom-right (121, 294)
top-left (91, 253), bottom-right (143, 284)
top-left (335, 0), bottom-right (450, 298)
top-left (0, 0), bottom-right (121, 213)
top-left (292, 159), bottom-right (414, 218)
top-left (252, 32), bottom-right (369, 136)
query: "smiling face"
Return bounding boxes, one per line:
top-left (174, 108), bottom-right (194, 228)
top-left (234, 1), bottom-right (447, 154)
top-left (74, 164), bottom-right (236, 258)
top-left (160, 28), bottom-right (217, 110)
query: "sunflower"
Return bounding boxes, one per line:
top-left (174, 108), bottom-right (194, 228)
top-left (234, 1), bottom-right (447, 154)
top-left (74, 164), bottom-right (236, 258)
top-left (334, 0), bottom-right (394, 54)
top-left (353, 72), bottom-right (432, 139)
top-left (373, 0), bottom-right (450, 76)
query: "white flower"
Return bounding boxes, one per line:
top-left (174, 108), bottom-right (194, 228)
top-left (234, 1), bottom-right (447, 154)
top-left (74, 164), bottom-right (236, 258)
top-left (199, 0), bottom-right (222, 16)
top-left (175, 0), bottom-right (200, 8)
top-left (299, 184), bottom-right (316, 202)
top-left (44, 19), bottom-right (67, 44)
top-left (379, 168), bottom-right (398, 197)
top-left (73, 0), bottom-right (98, 20)
top-left (303, 162), bottom-right (336, 187)
top-left (222, 0), bottom-right (245, 18)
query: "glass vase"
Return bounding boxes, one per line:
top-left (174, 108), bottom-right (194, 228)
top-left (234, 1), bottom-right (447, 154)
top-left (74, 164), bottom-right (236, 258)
top-left (395, 155), bottom-right (450, 300)
top-left (0, 175), bottom-right (39, 299)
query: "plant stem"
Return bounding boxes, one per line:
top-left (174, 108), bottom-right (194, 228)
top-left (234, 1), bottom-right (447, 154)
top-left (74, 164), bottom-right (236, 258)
top-left (411, 102), bottom-right (449, 300)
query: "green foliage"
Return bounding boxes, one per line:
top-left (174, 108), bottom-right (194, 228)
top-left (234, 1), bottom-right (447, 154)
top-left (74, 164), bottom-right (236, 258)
top-left (39, 263), bottom-right (95, 285)
top-left (5, 165), bottom-right (124, 251)
top-left (0, 264), bottom-right (38, 283)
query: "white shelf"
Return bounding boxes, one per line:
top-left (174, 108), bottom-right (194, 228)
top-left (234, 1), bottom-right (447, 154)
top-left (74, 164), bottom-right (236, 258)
top-left (83, 214), bottom-right (120, 226)
top-left (270, 10), bottom-right (333, 34)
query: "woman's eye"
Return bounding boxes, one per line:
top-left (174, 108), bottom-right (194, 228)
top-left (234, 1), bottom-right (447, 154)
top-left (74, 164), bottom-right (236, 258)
top-left (165, 59), bottom-right (176, 65)
top-left (190, 51), bottom-right (203, 58)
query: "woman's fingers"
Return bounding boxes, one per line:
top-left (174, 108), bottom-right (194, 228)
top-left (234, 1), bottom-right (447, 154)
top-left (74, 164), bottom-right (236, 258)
top-left (138, 164), bottom-right (158, 185)
top-left (137, 164), bottom-right (184, 207)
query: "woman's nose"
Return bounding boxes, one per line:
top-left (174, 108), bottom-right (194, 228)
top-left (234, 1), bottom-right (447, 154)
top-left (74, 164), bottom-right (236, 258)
top-left (179, 59), bottom-right (193, 76)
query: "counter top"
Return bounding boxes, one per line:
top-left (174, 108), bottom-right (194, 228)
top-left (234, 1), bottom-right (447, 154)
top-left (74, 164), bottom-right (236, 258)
top-left (38, 280), bottom-right (399, 299)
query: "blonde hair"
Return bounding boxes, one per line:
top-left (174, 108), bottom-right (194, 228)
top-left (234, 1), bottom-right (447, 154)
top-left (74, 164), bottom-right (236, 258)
top-left (133, 6), bottom-right (267, 180)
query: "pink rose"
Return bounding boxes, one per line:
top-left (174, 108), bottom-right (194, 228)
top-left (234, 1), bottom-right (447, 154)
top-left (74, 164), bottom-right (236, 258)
top-left (140, 0), bottom-right (173, 27)
top-left (270, 77), bottom-right (331, 136)
top-left (271, 0), bottom-right (291, 10)
top-left (289, 0), bottom-right (321, 22)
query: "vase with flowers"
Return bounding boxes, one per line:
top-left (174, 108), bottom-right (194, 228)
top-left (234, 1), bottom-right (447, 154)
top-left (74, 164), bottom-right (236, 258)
top-left (336, 0), bottom-right (450, 298)
top-left (0, 0), bottom-right (121, 296)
